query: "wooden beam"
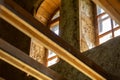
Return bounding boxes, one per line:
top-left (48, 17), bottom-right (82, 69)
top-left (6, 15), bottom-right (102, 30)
top-left (0, 0), bottom-right (112, 79)
top-left (91, 0), bottom-right (120, 26)
top-left (0, 39), bottom-right (67, 80)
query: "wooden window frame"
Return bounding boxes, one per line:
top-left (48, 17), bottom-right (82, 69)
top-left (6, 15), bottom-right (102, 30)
top-left (96, 6), bottom-right (120, 44)
top-left (47, 10), bottom-right (60, 67)
top-left (0, 1), bottom-right (111, 79)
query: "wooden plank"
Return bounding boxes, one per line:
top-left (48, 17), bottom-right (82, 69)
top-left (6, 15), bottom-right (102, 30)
top-left (0, 0), bottom-right (111, 79)
top-left (0, 39), bottom-right (67, 80)
top-left (91, 0), bottom-right (120, 26)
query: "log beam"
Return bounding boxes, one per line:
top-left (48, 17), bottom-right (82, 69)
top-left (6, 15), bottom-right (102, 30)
top-left (0, 0), bottom-right (111, 79)
top-left (0, 39), bottom-right (67, 80)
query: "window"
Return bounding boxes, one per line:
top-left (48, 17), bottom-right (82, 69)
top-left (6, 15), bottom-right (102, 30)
top-left (47, 11), bottom-right (60, 67)
top-left (96, 6), bottom-right (120, 44)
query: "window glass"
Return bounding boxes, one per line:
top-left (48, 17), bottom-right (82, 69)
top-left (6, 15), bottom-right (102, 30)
top-left (97, 6), bottom-right (120, 45)
top-left (47, 13), bottom-right (60, 67)
top-left (48, 50), bottom-right (56, 58)
top-left (97, 6), bottom-right (105, 15)
top-left (114, 29), bottom-right (120, 37)
top-left (51, 11), bottom-right (60, 20)
top-left (101, 14), bottom-right (109, 19)
top-left (98, 18), bottom-right (111, 34)
top-left (50, 25), bottom-right (59, 35)
top-left (47, 57), bottom-right (59, 67)
top-left (113, 20), bottom-right (119, 28)
top-left (99, 33), bottom-right (112, 44)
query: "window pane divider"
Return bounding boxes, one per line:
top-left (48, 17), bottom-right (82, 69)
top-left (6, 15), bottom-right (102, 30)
top-left (97, 12), bottom-right (106, 18)
top-left (111, 19), bottom-right (114, 37)
top-left (47, 55), bottom-right (58, 61)
top-left (99, 16), bottom-right (110, 22)
top-left (99, 26), bottom-right (120, 38)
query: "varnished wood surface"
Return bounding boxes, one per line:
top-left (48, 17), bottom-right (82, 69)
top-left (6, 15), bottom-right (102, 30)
top-left (0, 39), bottom-right (67, 80)
top-left (35, 0), bottom-right (60, 25)
top-left (0, 0), bottom-right (113, 79)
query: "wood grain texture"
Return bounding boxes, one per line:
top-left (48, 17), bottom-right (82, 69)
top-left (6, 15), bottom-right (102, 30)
top-left (0, 0), bottom-right (111, 79)
top-left (0, 39), bottom-right (67, 80)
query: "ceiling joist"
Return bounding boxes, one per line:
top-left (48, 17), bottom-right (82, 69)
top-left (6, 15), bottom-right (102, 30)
top-left (0, 0), bottom-right (112, 79)
top-left (0, 39), bottom-right (67, 80)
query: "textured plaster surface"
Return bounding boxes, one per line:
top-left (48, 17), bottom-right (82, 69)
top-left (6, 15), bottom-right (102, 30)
top-left (83, 36), bottom-right (120, 78)
top-left (51, 0), bottom-right (91, 79)
top-left (59, 0), bottom-right (80, 50)
top-left (51, 0), bottom-right (120, 79)
top-left (80, 0), bottom-right (95, 52)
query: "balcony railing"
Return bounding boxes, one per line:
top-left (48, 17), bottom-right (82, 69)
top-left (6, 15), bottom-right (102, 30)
top-left (0, 0), bottom-right (112, 79)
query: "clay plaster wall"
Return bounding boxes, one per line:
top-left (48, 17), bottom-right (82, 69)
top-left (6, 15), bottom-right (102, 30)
top-left (80, 0), bottom-right (95, 52)
top-left (50, 0), bottom-right (95, 80)
top-left (83, 36), bottom-right (120, 79)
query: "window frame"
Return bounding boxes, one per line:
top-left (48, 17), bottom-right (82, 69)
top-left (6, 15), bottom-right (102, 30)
top-left (46, 10), bottom-right (60, 67)
top-left (96, 6), bottom-right (120, 44)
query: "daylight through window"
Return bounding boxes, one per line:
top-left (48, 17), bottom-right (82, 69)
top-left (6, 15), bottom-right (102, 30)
top-left (97, 6), bottom-right (120, 44)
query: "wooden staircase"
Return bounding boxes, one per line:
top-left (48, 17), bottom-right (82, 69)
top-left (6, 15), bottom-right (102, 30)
top-left (0, 0), bottom-right (120, 79)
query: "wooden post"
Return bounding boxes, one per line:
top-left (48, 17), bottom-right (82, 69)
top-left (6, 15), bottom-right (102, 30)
top-left (0, 39), bottom-right (67, 80)
top-left (0, 0), bottom-right (111, 79)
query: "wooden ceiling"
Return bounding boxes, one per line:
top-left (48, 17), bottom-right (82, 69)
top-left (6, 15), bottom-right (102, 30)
top-left (35, 0), bottom-right (60, 25)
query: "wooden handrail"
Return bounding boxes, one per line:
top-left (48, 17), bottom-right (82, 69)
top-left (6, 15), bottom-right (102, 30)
top-left (0, 39), bottom-right (67, 80)
top-left (0, 0), bottom-right (112, 79)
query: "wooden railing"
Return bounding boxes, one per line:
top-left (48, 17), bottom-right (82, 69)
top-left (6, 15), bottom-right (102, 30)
top-left (0, 0), bottom-right (112, 79)
top-left (0, 39), bottom-right (67, 80)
